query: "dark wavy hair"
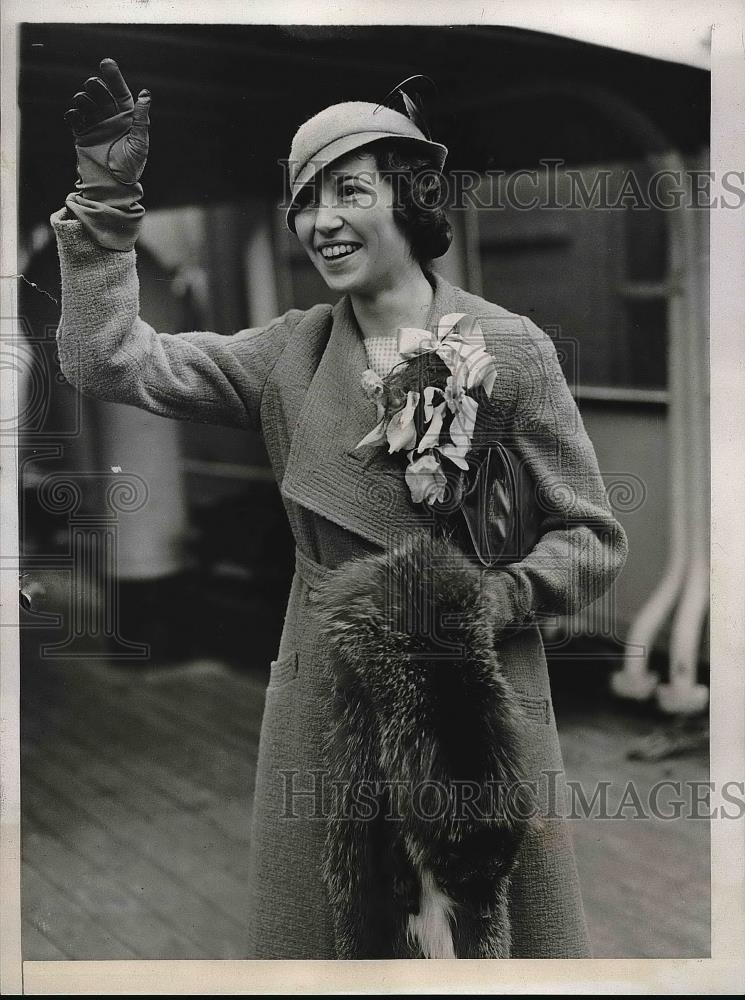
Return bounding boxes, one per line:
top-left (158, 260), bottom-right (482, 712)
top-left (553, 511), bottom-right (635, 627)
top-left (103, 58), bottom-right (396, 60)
top-left (366, 139), bottom-right (453, 267)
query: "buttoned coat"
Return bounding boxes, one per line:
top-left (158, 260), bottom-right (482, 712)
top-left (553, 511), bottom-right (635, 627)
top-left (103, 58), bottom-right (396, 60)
top-left (52, 207), bottom-right (628, 959)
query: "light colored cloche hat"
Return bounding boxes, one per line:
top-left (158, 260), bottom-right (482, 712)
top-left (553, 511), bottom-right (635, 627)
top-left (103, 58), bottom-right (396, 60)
top-left (285, 101), bottom-right (448, 232)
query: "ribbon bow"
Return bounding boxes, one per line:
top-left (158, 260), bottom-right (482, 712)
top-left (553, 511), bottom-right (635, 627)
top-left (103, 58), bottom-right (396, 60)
top-left (397, 313), bottom-right (498, 396)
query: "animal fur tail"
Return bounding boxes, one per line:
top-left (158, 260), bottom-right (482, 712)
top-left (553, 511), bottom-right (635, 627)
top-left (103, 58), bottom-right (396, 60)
top-left (407, 866), bottom-right (457, 959)
top-left (315, 533), bottom-right (536, 959)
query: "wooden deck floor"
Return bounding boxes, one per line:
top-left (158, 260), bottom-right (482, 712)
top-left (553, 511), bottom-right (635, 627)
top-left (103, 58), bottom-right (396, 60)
top-left (20, 651), bottom-right (710, 960)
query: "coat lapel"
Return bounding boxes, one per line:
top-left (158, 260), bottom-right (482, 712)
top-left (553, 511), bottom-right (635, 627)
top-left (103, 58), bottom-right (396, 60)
top-left (280, 273), bottom-right (463, 549)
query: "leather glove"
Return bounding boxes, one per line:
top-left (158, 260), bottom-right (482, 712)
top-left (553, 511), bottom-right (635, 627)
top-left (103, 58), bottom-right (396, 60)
top-left (64, 58), bottom-right (151, 251)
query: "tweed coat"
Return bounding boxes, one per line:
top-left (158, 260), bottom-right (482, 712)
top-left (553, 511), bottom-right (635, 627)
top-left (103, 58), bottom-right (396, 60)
top-left (51, 207), bottom-right (628, 959)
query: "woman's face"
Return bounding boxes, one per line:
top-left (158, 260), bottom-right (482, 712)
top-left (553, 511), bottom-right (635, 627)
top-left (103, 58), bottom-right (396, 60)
top-left (294, 150), bottom-right (415, 297)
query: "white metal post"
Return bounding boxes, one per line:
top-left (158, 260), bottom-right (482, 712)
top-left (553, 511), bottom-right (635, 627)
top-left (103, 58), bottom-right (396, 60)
top-left (611, 153), bottom-right (692, 702)
top-left (657, 174), bottom-right (710, 714)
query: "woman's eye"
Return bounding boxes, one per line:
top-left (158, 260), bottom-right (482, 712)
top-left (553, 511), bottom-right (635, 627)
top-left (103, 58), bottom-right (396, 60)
top-left (340, 184), bottom-right (359, 199)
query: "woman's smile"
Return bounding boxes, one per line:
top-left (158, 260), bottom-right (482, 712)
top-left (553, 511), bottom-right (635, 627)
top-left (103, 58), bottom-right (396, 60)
top-left (317, 241), bottom-right (363, 263)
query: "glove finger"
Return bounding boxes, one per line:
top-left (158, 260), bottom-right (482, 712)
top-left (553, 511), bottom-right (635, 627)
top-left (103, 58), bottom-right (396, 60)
top-left (83, 76), bottom-right (118, 117)
top-left (63, 107), bottom-right (88, 134)
top-left (98, 58), bottom-right (133, 108)
top-left (71, 91), bottom-right (100, 116)
top-left (130, 92), bottom-right (151, 142)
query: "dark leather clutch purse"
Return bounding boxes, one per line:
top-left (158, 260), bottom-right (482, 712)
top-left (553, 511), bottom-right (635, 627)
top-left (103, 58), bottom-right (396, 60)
top-left (435, 442), bottom-right (543, 569)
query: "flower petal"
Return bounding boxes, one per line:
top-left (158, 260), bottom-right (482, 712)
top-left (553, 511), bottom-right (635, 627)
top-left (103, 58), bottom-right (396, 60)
top-left (405, 452), bottom-right (448, 505)
top-left (423, 385), bottom-right (437, 422)
top-left (398, 327), bottom-right (434, 355)
top-left (444, 373), bottom-right (466, 413)
top-left (356, 419), bottom-right (387, 449)
top-left (434, 342), bottom-right (459, 375)
top-left (464, 350), bottom-right (498, 394)
top-left (417, 401), bottom-right (446, 453)
top-left (361, 368), bottom-right (386, 401)
top-left (439, 444), bottom-right (470, 470)
top-left (386, 390), bottom-right (419, 453)
top-left (449, 395), bottom-right (479, 449)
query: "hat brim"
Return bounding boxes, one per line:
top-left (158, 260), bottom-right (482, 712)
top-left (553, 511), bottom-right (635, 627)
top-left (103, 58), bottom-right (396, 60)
top-left (285, 131), bottom-right (448, 232)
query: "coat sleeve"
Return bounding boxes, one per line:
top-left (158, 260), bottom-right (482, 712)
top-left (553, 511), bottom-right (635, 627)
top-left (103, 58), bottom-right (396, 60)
top-left (51, 207), bottom-right (303, 431)
top-left (482, 315), bottom-right (629, 639)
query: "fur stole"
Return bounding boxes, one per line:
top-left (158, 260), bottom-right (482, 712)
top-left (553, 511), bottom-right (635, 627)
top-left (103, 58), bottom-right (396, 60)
top-left (314, 534), bottom-right (535, 959)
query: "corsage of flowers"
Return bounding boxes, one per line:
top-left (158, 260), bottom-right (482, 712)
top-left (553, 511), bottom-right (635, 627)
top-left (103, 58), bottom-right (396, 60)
top-left (356, 313), bottom-right (498, 506)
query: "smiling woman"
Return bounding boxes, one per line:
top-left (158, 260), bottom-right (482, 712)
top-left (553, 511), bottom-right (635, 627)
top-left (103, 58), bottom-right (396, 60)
top-left (51, 59), bottom-right (628, 960)
top-left (292, 149), bottom-right (438, 345)
top-left (292, 142), bottom-right (452, 276)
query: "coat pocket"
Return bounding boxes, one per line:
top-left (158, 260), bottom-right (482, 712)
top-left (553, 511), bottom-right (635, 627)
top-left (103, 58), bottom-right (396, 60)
top-left (267, 650), bottom-right (299, 691)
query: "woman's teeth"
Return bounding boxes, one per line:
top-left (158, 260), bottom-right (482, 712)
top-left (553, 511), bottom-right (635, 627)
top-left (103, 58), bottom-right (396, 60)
top-left (320, 244), bottom-right (360, 260)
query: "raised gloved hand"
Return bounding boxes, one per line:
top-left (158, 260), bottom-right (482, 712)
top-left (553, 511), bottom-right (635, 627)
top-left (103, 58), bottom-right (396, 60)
top-left (64, 58), bottom-right (151, 251)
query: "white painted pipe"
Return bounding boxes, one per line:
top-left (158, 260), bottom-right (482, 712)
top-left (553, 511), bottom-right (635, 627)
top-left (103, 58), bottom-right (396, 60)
top-left (657, 174), bottom-right (710, 715)
top-left (611, 152), bottom-right (692, 701)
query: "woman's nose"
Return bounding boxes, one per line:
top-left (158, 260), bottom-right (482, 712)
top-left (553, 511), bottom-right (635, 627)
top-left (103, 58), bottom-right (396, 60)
top-left (314, 201), bottom-right (344, 234)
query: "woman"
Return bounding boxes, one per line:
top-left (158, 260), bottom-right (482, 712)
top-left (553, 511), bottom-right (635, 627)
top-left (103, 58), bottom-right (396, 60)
top-left (54, 59), bottom-right (628, 959)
